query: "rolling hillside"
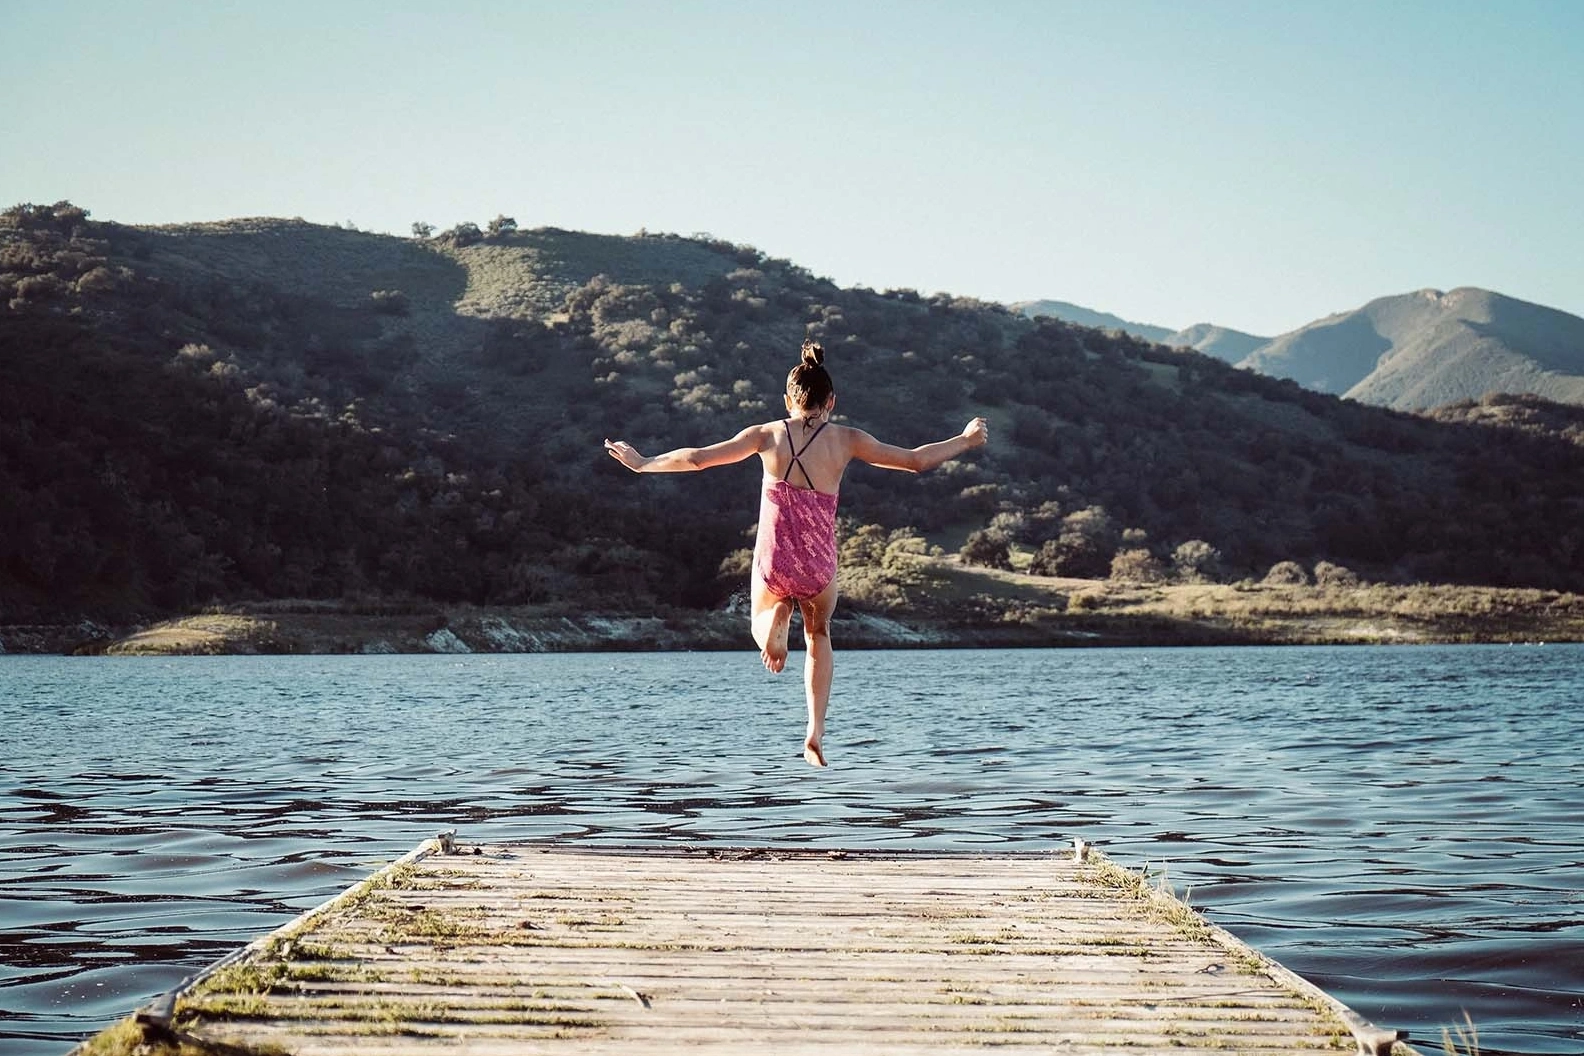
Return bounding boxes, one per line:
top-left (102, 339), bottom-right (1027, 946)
top-left (1011, 301), bottom-right (1268, 364)
top-left (1162, 322), bottom-right (1270, 364)
top-left (1010, 299), bottom-right (1174, 342)
top-left (5, 202), bottom-right (1584, 623)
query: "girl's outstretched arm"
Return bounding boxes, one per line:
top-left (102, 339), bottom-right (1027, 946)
top-left (604, 425), bottom-right (767, 473)
top-left (850, 417), bottom-right (989, 473)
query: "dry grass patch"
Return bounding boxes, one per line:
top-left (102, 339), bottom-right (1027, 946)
top-left (104, 615), bottom-right (280, 655)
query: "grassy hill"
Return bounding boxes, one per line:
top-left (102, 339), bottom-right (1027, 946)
top-left (5, 202), bottom-right (1584, 628)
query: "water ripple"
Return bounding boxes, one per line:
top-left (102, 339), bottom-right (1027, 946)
top-left (1, 645), bottom-right (1581, 1055)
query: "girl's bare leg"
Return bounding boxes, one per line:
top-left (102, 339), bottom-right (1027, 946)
top-left (797, 579), bottom-right (838, 767)
top-left (750, 574), bottom-right (793, 674)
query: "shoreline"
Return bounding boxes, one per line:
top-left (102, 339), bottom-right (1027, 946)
top-left (5, 578), bottom-right (1582, 656)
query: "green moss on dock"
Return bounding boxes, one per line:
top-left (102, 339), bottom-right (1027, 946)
top-left (189, 962), bottom-right (287, 998)
top-left (178, 995), bottom-right (274, 1020)
top-left (282, 961), bottom-right (388, 984)
top-left (76, 1014), bottom-right (292, 1055)
top-left (1081, 856), bottom-right (1212, 942)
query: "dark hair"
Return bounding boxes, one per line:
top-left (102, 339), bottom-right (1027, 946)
top-left (786, 339), bottom-right (834, 414)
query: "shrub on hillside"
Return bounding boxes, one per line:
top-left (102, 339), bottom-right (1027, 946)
top-left (1314, 561), bottom-right (1360, 588)
top-left (1172, 540), bottom-right (1222, 582)
top-left (1023, 500), bottom-right (1065, 543)
top-left (716, 547), bottom-right (753, 584)
top-left (440, 222), bottom-right (482, 247)
top-left (881, 528), bottom-right (929, 572)
top-left (840, 523), bottom-right (889, 568)
top-left (839, 565), bottom-right (910, 611)
top-left (1027, 539), bottom-right (1062, 577)
top-left (1028, 506), bottom-right (1119, 578)
top-left (75, 265), bottom-right (124, 295)
top-left (956, 483), bottom-right (1001, 518)
top-left (9, 273), bottom-right (68, 308)
top-left (2, 200), bottom-right (89, 235)
top-left (988, 509), bottom-right (1027, 541)
top-left (1263, 560), bottom-right (1310, 586)
top-left (960, 529), bottom-right (1011, 570)
top-left (1110, 548), bottom-right (1166, 583)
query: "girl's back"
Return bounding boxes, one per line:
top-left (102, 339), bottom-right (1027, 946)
top-left (757, 419), bottom-right (853, 496)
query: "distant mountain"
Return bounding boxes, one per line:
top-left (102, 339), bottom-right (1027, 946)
top-left (1017, 288), bottom-right (1584, 411)
top-left (1162, 323), bottom-right (1270, 364)
top-left (1239, 288), bottom-right (1584, 410)
top-left (1011, 299), bottom-right (1174, 343)
top-left (1012, 302), bottom-right (1269, 365)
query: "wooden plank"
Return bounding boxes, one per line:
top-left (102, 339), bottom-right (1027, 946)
top-left (75, 838), bottom-right (1419, 1056)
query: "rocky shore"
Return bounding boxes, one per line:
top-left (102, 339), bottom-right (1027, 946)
top-left (6, 578), bottom-right (1583, 657)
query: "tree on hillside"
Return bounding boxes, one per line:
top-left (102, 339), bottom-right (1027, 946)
top-left (1029, 506), bottom-right (1119, 579)
top-left (1313, 561), bottom-right (1360, 588)
top-left (441, 222), bottom-right (482, 246)
top-left (1263, 561), bottom-right (1309, 586)
top-left (1172, 540), bottom-right (1221, 582)
top-left (960, 529), bottom-right (1011, 570)
top-left (1109, 548), bottom-right (1165, 583)
top-left (1, 200), bottom-right (89, 235)
top-left (840, 523), bottom-right (889, 568)
top-left (486, 215), bottom-right (518, 239)
top-left (411, 221), bottom-right (433, 239)
top-left (1026, 540), bottom-right (1063, 577)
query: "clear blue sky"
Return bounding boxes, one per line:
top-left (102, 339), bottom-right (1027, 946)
top-left (4, 0), bottom-right (1581, 336)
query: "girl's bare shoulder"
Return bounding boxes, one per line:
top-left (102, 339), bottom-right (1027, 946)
top-left (750, 418), bottom-right (785, 439)
top-left (829, 421), bottom-right (875, 449)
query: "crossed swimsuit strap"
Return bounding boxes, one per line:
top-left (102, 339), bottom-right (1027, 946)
top-left (781, 418), bottom-right (829, 490)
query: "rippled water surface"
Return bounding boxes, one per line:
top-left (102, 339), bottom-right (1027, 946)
top-left (2, 646), bottom-right (1581, 1054)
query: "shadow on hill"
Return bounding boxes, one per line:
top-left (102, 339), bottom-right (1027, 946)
top-left (141, 220), bottom-right (470, 310)
top-left (130, 221), bottom-right (551, 439)
top-left (1472, 292), bottom-right (1584, 373)
top-left (1243, 313), bottom-right (1390, 394)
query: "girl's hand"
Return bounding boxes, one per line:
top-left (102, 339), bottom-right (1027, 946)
top-left (604, 438), bottom-right (650, 472)
top-left (962, 417), bottom-right (989, 448)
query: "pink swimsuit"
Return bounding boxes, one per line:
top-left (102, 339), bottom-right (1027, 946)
top-left (752, 420), bottom-right (839, 601)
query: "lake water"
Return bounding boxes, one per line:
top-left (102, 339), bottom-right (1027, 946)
top-left (2, 646), bottom-right (1580, 1055)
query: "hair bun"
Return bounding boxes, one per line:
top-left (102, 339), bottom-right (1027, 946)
top-left (801, 339), bottom-right (825, 367)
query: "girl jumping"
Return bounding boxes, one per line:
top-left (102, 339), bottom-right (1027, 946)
top-left (604, 340), bottom-right (989, 767)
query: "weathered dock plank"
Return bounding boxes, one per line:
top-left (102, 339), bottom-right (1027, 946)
top-left (77, 838), bottom-right (1418, 1056)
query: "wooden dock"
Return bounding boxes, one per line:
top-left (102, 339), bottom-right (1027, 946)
top-left (79, 835), bottom-right (1417, 1055)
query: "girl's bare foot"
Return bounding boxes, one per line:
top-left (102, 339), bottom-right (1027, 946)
top-left (760, 601), bottom-right (792, 673)
top-left (803, 719), bottom-right (827, 767)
